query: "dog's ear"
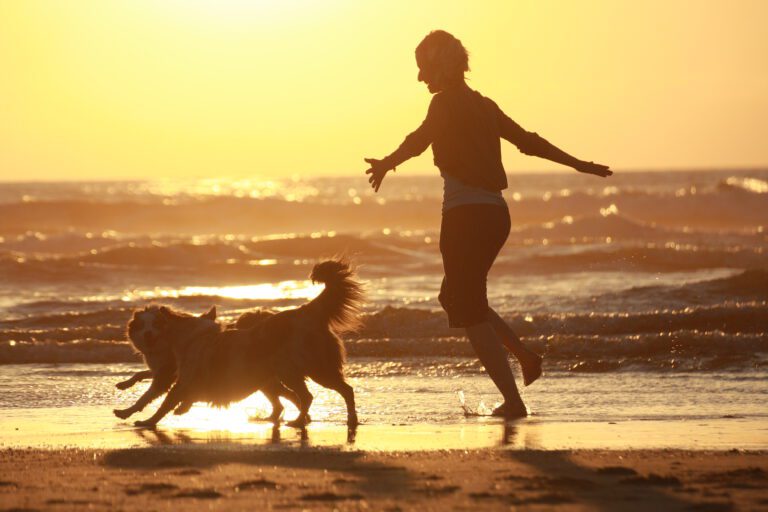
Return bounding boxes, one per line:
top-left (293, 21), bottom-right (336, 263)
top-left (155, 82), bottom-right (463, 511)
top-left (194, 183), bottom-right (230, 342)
top-left (157, 306), bottom-right (174, 327)
top-left (201, 306), bottom-right (217, 320)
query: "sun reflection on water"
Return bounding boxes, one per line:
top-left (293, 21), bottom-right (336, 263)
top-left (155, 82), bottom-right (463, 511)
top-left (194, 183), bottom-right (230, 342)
top-left (123, 280), bottom-right (324, 302)
top-left (160, 393), bottom-right (279, 433)
top-left (153, 382), bottom-right (348, 434)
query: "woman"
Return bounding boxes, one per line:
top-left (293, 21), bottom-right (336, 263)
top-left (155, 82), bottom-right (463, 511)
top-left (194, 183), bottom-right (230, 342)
top-left (364, 30), bottom-right (611, 418)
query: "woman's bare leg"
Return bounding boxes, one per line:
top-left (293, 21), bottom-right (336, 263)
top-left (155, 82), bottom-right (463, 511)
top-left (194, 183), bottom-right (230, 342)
top-left (465, 321), bottom-right (527, 418)
top-left (487, 308), bottom-right (543, 386)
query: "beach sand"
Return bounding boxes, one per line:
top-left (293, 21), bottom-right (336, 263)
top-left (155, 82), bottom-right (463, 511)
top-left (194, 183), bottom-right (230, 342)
top-left (1, 446), bottom-right (766, 511)
top-left (2, 411), bottom-right (767, 510)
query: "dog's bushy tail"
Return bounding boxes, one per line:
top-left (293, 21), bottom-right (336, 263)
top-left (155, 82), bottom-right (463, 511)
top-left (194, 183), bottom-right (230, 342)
top-left (308, 259), bottom-right (364, 333)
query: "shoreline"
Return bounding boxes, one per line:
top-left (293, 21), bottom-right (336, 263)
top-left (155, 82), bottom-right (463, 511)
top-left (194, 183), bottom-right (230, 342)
top-left (1, 447), bottom-right (766, 511)
top-left (3, 406), bottom-right (768, 452)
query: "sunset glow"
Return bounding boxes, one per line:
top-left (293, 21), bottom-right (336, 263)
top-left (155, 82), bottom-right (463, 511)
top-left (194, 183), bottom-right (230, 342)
top-left (1, 1), bottom-right (766, 181)
top-left (1, 4), bottom-right (767, 510)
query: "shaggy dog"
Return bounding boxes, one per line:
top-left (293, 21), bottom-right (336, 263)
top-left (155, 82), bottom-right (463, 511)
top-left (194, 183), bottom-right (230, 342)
top-left (112, 306), bottom-right (203, 420)
top-left (128, 259), bottom-right (363, 428)
top-left (114, 306), bottom-right (298, 421)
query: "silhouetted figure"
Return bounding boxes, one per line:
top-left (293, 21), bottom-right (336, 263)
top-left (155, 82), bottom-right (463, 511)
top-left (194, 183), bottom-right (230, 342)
top-left (365, 30), bottom-right (611, 419)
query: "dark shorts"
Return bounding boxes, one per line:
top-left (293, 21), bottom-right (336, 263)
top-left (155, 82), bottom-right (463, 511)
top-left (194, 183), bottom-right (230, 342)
top-left (438, 203), bottom-right (511, 328)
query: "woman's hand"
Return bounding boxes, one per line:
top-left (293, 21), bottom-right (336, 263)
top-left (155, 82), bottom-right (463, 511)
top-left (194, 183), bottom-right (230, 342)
top-left (575, 160), bottom-right (612, 177)
top-left (364, 157), bottom-right (391, 192)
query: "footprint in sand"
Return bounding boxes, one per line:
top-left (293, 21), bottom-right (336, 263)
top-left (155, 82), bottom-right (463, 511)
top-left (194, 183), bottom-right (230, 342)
top-left (620, 474), bottom-right (682, 487)
top-left (46, 499), bottom-right (105, 506)
top-left (595, 466), bottom-right (638, 476)
top-left (413, 484), bottom-right (461, 495)
top-left (469, 491), bottom-right (502, 500)
top-left (174, 469), bottom-right (202, 476)
top-left (301, 492), bottom-right (364, 501)
top-left (172, 489), bottom-right (222, 499)
top-left (234, 478), bottom-right (280, 491)
top-left (514, 493), bottom-right (574, 505)
top-left (0, 481), bottom-right (20, 492)
top-left (686, 503), bottom-right (736, 512)
top-left (331, 477), bottom-right (359, 485)
top-left (125, 483), bottom-right (178, 495)
top-left (699, 467), bottom-right (766, 489)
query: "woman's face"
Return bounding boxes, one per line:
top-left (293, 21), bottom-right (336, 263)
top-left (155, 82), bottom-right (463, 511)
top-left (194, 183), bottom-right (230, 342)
top-left (416, 54), bottom-right (441, 94)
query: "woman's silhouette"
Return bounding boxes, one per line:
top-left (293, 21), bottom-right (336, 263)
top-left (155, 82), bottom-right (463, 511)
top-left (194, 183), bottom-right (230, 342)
top-left (365, 30), bottom-right (611, 418)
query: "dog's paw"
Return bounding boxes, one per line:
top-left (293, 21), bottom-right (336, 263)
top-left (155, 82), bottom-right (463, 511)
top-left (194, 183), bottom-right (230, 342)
top-left (286, 417), bottom-right (308, 428)
top-left (247, 414), bottom-right (273, 423)
top-left (115, 380), bottom-right (133, 390)
top-left (133, 419), bottom-right (157, 428)
top-left (173, 402), bottom-right (192, 416)
top-left (113, 408), bottom-right (133, 419)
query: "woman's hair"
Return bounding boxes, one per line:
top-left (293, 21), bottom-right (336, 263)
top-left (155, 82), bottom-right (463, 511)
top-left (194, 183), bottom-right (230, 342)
top-left (415, 30), bottom-right (470, 84)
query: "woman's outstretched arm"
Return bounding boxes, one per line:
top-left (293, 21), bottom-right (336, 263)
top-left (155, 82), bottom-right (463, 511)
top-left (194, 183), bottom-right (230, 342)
top-left (365, 96), bottom-right (442, 191)
top-left (497, 106), bottom-right (612, 177)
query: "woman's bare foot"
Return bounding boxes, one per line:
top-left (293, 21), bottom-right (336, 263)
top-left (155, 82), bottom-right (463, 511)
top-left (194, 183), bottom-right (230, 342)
top-left (491, 401), bottom-right (528, 419)
top-left (520, 351), bottom-right (543, 386)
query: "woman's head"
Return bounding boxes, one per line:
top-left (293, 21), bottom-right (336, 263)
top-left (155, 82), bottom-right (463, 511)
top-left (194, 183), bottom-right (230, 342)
top-left (415, 30), bottom-right (469, 93)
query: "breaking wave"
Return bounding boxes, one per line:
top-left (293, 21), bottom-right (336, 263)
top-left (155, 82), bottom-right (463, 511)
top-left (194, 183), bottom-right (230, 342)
top-left (2, 174), bottom-right (767, 237)
top-left (2, 330), bottom-right (765, 372)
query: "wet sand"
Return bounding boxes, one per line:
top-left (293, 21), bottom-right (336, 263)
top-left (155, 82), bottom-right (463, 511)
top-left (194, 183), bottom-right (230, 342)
top-left (1, 446), bottom-right (766, 511)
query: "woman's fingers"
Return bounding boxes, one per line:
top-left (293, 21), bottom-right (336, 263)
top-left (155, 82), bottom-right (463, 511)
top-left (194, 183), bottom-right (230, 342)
top-left (368, 171), bottom-right (385, 192)
top-left (580, 161), bottom-right (612, 177)
top-left (594, 164), bottom-right (612, 177)
top-left (363, 158), bottom-right (386, 191)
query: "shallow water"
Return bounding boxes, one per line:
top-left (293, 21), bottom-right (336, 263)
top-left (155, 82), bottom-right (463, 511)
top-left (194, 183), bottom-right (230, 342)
top-left (1, 363), bottom-right (766, 450)
top-left (3, 363), bottom-right (767, 424)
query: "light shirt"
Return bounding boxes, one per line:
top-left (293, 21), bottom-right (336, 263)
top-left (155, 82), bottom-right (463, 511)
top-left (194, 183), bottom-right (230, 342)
top-left (441, 171), bottom-right (506, 213)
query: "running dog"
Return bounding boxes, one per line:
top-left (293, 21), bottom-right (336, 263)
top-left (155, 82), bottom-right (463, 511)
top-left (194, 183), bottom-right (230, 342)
top-left (130, 259), bottom-right (363, 428)
top-left (114, 306), bottom-right (298, 422)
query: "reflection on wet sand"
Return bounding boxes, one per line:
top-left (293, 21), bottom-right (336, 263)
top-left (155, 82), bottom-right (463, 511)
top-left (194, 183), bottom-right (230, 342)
top-left (135, 424), bottom-right (358, 450)
top-left (125, 419), bottom-right (563, 453)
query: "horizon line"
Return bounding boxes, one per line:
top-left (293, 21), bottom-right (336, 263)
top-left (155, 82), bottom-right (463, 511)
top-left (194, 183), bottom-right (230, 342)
top-left (1, 166), bottom-right (766, 184)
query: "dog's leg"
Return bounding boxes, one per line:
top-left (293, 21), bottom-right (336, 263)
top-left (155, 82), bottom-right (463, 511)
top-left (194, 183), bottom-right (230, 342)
top-left (256, 381), bottom-right (306, 424)
top-left (315, 375), bottom-right (358, 427)
top-left (173, 400), bottom-right (194, 415)
top-left (258, 382), bottom-right (285, 423)
top-left (134, 382), bottom-right (186, 427)
top-left (115, 370), bottom-right (153, 390)
top-left (113, 372), bottom-right (174, 420)
top-left (277, 383), bottom-right (311, 423)
top-left (277, 383), bottom-right (302, 411)
top-left (336, 380), bottom-right (358, 427)
top-left (282, 376), bottom-right (313, 428)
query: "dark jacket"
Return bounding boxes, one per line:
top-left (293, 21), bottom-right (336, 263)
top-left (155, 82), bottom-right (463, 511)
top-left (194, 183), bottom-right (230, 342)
top-left (382, 84), bottom-right (549, 192)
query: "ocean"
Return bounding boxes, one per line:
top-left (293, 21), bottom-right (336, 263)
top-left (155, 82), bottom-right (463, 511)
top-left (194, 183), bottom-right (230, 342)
top-left (1, 169), bottom-right (766, 449)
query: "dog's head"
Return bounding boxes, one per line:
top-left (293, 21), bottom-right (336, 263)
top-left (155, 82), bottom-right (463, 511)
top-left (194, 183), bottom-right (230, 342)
top-left (128, 305), bottom-right (218, 354)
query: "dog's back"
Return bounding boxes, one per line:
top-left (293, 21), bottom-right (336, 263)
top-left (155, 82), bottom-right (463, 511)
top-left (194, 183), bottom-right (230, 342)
top-left (256, 259), bottom-right (363, 382)
top-left (189, 327), bottom-right (279, 407)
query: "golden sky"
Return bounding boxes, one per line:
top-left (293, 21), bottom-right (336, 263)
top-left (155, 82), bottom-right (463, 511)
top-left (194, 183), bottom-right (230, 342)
top-left (1, 0), bottom-right (766, 181)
